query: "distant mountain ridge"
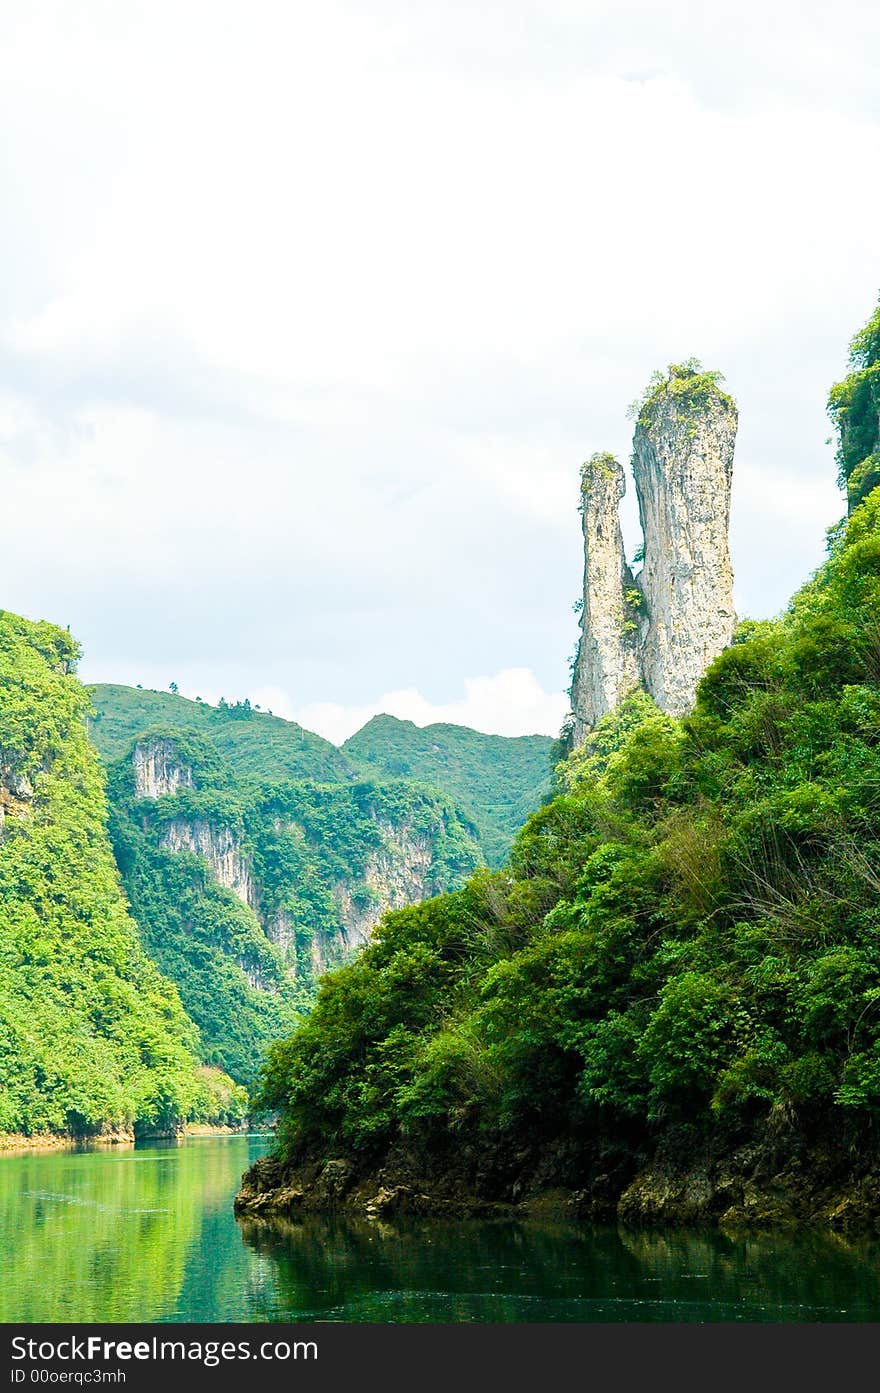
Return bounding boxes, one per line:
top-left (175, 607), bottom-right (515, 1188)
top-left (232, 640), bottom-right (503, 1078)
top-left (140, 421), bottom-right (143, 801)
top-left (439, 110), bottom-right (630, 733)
top-left (343, 714), bottom-right (553, 868)
top-left (86, 684), bottom-right (552, 1084)
top-left (88, 686), bottom-right (553, 869)
top-left (87, 684), bottom-right (349, 782)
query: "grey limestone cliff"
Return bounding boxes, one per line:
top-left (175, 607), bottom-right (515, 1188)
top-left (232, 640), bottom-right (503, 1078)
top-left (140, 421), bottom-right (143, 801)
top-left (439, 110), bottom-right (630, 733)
top-left (266, 817), bottom-right (449, 977)
top-left (131, 737), bottom-right (465, 982)
top-left (159, 818), bottom-right (259, 913)
top-left (633, 378), bottom-right (737, 716)
top-left (318, 820), bottom-right (438, 974)
top-left (570, 453), bottom-right (641, 745)
top-left (133, 739), bottom-right (194, 799)
top-left (571, 365), bottom-right (737, 741)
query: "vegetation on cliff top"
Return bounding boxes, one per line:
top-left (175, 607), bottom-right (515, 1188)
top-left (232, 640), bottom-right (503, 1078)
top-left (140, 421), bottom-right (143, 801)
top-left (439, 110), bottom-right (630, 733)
top-left (828, 295), bottom-right (880, 511)
top-left (255, 481), bottom-right (880, 1200)
top-left (0, 613), bottom-right (245, 1137)
top-left (342, 715), bottom-right (552, 869)
top-left (630, 359), bottom-right (735, 430)
top-left (89, 685), bottom-right (350, 783)
top-left (90, 688), bottom-right (553, 872)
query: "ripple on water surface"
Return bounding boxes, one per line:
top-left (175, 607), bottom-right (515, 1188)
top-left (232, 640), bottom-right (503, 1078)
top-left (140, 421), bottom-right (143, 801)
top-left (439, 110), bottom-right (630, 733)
top-left (1, 1137), bottom-right (879, 1322)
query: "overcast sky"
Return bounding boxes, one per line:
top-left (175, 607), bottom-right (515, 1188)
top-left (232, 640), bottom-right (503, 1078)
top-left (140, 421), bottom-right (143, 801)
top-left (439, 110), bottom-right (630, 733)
top-left (2, 1), bottom-right (878, 742)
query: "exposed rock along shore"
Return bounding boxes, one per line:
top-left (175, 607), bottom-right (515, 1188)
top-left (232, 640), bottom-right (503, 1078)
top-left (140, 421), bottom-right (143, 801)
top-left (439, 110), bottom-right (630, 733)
top-left (234, 1136), bottom-right (880, 1235)
top-left (0, 1122), bottom-right (251, 1155)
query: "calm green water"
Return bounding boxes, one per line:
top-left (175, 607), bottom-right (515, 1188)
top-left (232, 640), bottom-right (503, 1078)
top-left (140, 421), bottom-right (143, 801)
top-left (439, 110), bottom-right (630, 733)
top-left (2, 1135), bottom-right (880, 1322)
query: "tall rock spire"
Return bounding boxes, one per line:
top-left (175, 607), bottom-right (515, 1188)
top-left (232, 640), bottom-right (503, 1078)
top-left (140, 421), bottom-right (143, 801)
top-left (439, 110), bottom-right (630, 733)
top-left (569, 364), bottom-right (737, 746)
top-left (632, 368), bottom-right (737, 717)
top-left (570, 453), bottom-right (641, 746)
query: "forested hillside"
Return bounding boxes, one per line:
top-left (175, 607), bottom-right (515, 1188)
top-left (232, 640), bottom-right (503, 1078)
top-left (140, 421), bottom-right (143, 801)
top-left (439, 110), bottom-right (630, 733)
top-left (86, 689), bottom-right (552, 1085)
top-left (89, 685), bottom-right (350, 782)
top-left (344, 716), bottom-right (553, 867)
top-left (0, 613), bottom-right (245, 1139)
top-left (242, 305), bottom-right (880, 1230)
top-left (104, 727), bottom-right (483, 1084)
top-left (90, 687), bottom-right (553, 870)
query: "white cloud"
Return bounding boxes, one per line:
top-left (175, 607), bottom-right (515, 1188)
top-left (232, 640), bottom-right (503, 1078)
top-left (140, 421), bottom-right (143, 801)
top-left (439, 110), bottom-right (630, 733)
top-left (2, 1), bottom-right (878, 712)
top-left (289, 669), bottom-right (569, 744)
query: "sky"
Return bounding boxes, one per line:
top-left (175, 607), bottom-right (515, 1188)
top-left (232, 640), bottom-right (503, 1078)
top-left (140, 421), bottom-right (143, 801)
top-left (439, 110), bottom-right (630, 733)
top-left (1, 0), bottom-right (878, 743)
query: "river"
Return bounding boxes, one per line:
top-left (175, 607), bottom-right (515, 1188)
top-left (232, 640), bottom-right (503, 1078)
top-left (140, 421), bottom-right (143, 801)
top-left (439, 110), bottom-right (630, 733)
top-left (2, 1135), bottom-right (879, 1321)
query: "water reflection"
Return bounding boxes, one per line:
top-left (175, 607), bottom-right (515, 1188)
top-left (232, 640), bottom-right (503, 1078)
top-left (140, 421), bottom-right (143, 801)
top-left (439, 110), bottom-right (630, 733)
top-left (2, 1137), bottom-right (880, 1322)
top-left (237, 1212), bottom-right (880, 1322)
top-left (0, 1135), bottom-right (268, 1322)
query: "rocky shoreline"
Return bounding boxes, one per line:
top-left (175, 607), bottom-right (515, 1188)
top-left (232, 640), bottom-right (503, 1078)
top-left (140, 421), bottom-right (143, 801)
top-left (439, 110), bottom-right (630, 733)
top-left (234, 1136), bottom-right (880, 1235)
top-left (0, 1126), bottom-right (136, 1154)
top-left (0, 1121), bottom-right (252, 1155)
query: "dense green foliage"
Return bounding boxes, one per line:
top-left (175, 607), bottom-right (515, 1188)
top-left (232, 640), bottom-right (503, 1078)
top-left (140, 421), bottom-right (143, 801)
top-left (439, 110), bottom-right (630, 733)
top-left (89, 685), bottom-right (350, 782)
top-left (828, 297), bottom-right (880, 510)
top-left (105, 724), bottom-right (483, 1084)
top-left (257, 489), bottom-right (880, 1187)
top-left (91, 688), bottom-right (552, 869)
top-left (0, 614), bottom-right (246, 1137)
top-left (630, 359), bottom-right (734, 429)
top-left (343, 716), bottom-right (552, 867)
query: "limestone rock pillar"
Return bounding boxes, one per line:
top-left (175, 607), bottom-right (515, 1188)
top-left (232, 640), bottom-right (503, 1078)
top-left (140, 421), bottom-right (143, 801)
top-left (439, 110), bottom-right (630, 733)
top-left (632, 377), bottom-right (737, 716)
top-left (570, 453), bottom-right (641, 745)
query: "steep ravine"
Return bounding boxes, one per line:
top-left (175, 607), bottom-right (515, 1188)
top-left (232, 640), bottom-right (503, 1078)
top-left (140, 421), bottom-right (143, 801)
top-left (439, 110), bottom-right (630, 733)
top-left (106, 732), bottom-right (484, 1082)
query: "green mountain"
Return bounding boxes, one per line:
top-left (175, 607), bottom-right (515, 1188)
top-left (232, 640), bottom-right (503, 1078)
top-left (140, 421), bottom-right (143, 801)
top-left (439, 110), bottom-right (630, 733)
top-left (84, 687), bottom-right (553, 1084)
top-left (244, 315), bottom-right (880, 1231)
top-left (89, 686), bottom-right (554, 870)
top-left (101, 722), bottom-right (483, 1084)
top-left (89, 684), bottom-right (349, 782)
top-left (343, 716), bottom-right (553, 868)
top-left (0, 612), bottom-right (245, 1140)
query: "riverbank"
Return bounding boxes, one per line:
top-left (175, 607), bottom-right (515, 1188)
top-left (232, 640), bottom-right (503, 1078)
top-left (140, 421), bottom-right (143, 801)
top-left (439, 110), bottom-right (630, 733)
top-left (235, 1133), bottom-right (880, 1236)
top-left (0, 1127), bottom-right (135, 1154)
top-left (0, 1121), bottom-right (255, 1155)
top-left (7, 1133), bottom-right (880, 1322)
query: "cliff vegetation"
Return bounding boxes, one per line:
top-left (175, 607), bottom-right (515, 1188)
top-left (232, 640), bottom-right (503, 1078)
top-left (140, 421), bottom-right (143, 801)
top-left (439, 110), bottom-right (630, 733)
top-left (105, 728), bottom-right (484, 1084)
top-left (828, 297), bottom-right (880, 511)
top-left (342, 715), bottom-right (553, 868)
top-left (245, 333), bottom-right (880, 1229)
top-left (0, 613), bottom-right (246, 1139)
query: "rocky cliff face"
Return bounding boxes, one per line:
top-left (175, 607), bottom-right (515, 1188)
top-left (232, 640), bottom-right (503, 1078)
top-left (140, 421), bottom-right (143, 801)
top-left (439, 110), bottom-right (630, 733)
top-left (159, 818), bottom-right (259, 913)
top-left (132, 742), bottom-right (258, 912)
top-left (633, 384), bottom-right (737, 716)
top-left (265, 819), bottom-right (443, 977)
top-left (571, 366), bottom-right (737, 741)
top-left (0, 762), bottom-right (32, 841)
top-left (119, 736), bottom-right (482, 1057)
top-left (315, 821), bottom-right (437, 974)
top-left (152, 804), bottom-right (448, 980)
top-left (133, 740), bottom-right (194, 799)
top-left (570, 454), bottom-right (641, 745)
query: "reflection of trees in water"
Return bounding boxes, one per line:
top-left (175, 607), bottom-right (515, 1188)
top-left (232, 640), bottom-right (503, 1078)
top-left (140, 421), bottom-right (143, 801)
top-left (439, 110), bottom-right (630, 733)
top-left (9, 1137), bottom-right (877, 1324)
top-left (237, 1215), bottom-right (601, 1321)
top-left (237, 1214), bottom-right (880, 1322)
top-left (616, 1226), bottom-right (880, 1319)
top-left (0, 1137), bottom-right (254, 1321)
